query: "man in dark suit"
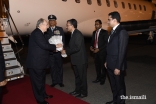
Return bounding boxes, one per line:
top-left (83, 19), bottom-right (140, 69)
top-left (90, 19), bottom-right (108, 85)
top-left (26, 18), bottom-right (62, 104)
top-left (0, 42), bottom-right (7, 104)
top-left (105, 11), bottom-right (129, 104)
top-left (62, 19), bottom-right (88, 98)
top-left (44, 14), bottom-right (65, 87)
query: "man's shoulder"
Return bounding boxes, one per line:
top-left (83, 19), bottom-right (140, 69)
top-left (118, 25), bottom-right (127, 33)
top-left (100, 29), bottom-right (108, 32)
top-left (116, 25), bottom-right (126, 31)
top-left (56, 26), bottom-right (63, 30)
top-left (31, 28), bottom-right (41, 35)
top-left (75, 29), bottom-right (83, 35)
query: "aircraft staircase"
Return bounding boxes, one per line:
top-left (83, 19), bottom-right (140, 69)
top-left (0, 0), bottom-right (25, 81)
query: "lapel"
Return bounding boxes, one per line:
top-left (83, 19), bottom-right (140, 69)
top-left (93, 29), bottom-right (102, 42)
top-left (98, 29), bottom-right (102, 42)
top-left (48, 27), bottom-right (53, 34)
top-left (108, 25), bottom-right (120, 43)
top-left (69, 29), bottom-right (77, 47)
top-left (53, 26), bottom-right (57, 31)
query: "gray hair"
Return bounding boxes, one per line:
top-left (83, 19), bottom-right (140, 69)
top-left (36, 18), bottom-right (45, 28)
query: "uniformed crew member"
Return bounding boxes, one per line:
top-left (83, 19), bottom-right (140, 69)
top-left (44, 15), bottom-right (65, 87)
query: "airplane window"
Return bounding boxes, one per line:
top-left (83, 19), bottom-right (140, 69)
top-left (128, 3), bottom-right (131, 9)
top-left (97, 0), bottom-right (102, 6)
top-left (62, 0), bottom-right (67, 1)
top-left (139, 5), bottom-right (142, 10)
top-left (106, 0), bottom-right (110, 7)
top-left (75, 0), bottom-right (80, 3)
top-left (114, 1), bottom-right (118, 8)
top-left (134, 4), bottom-right (136, 10)
top-left (121, 2), bottom-right (125, 9)
top-left (144, 5), bottom-right (146, 11)
top-left (87, 0), bottom-right (92, 5)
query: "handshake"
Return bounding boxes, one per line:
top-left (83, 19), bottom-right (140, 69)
top-left (61, 49), bottom-right (67, 58)
top-left (49, 36), bottom-right (67, 57)
top-left (55, 44), bottom-right (67, 58)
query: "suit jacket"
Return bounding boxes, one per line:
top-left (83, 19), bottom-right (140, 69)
top-left (0, 42), bottom-right (5, 82)
top-left (44, 26), bottom-right (65, 47)
top-left (106, 25), bottom-right (129, 71)
top-left (66, 29), bottom-right (88, 65)
top-left (26, 28), bottom-right (56, 70)
top-left (91, 29), bottom-right (108, 56)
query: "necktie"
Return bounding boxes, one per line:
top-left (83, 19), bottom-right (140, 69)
top-left (110, 30), bottom-right (114, 35)
top-left (94, 30), bottom-right (99, 48)
top-left (51, 27), bottom-right (54, 32)
top-left (108, 30), bottom-right (114, 42)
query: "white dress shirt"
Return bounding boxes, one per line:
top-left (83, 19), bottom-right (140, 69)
top-left (108, 24), bottom-right (120, 42)
top-left (95, 28), bottom-right (101, 48)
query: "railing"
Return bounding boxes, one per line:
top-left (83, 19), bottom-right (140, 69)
top-left (0, 0), bottom-right (24, 62)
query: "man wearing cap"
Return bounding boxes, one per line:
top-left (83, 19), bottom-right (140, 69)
top-left (44, 15), bottom-right (65, 87)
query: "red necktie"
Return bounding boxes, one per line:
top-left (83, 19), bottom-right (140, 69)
top-left (94, 30), bottom-right (99, 48)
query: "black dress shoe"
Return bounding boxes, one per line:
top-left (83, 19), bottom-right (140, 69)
top-left (100, 81), bottom-right (105, 85)
top-left (92, 79), bottom-right (100, 83)
top-left (75, 94), bottom-right (87, 98)
top-left (50, 83), bottom-right (57, 87)
top-left (38, 100), bottom-right (49, 104)
top-left (106, 100), bottom-right (117, 104)
top-left (69, 91), bottom-right (80, 95)
top-left (59, 83), bottom-right (64, 87)
top-left (45, 95), bottom-right (53, 99)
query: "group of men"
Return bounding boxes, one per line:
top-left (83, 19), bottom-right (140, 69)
top-left (0, 11), bottom-right (128, 104)
top-left (26, 15), bottom-right (88, 104)
top-left (90, 11), bottom-right (128, 104)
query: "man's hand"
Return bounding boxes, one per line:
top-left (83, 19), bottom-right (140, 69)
top-left (56, 43), bottom-right (63, 48)
top-left (0, 79), bottom-right (7, 87)
top-left (104, 62), bottom-right (107, 69)
top-left (61, 49), bottom-right (66, 54)
top-left (90, 46), bottom-right (94, 52)
top-left (114, 69), bottom-right (120, 75)
top-left (93, 48), bottom-right (99, 53)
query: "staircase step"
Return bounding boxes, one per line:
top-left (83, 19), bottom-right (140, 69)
top-left (3, 50), bottom-right (13, 53)
top-left (1, 43), bottom-right (10, 45)
top-left (5, 58), bottom-right (16, 61)
top-left (6, 73), bottom-right (24, 81)
top-left (6, 65), bottom-right (20, 70)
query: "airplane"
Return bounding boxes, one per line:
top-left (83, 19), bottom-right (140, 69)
top-left (0, 0), bottom-right (156, 81)
top-left (0, 0), bottom-right (156, 37)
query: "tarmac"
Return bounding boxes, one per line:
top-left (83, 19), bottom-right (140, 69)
top-left (17, 35), bottom-right (156, 104)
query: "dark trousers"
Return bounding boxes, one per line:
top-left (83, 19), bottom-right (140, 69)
top-left (107, 68), bottom-right (126, 104)
top-left (73, 64), bottom-right (88, 95)
top-left (49, 52), bottom-right (63, 84)
top-left (94, 53), bottom-right (106, 82)
top-left (0, 87), bottom-right (2, 104)
top-left (29, 68), bottom-right (47, 103)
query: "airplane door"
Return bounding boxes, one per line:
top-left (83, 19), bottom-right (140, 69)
top-left (151, 10), bottom-right (155, 20)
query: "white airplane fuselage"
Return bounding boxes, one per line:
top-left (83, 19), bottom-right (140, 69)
top-left (2, 0), bottom-right (156, 36)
